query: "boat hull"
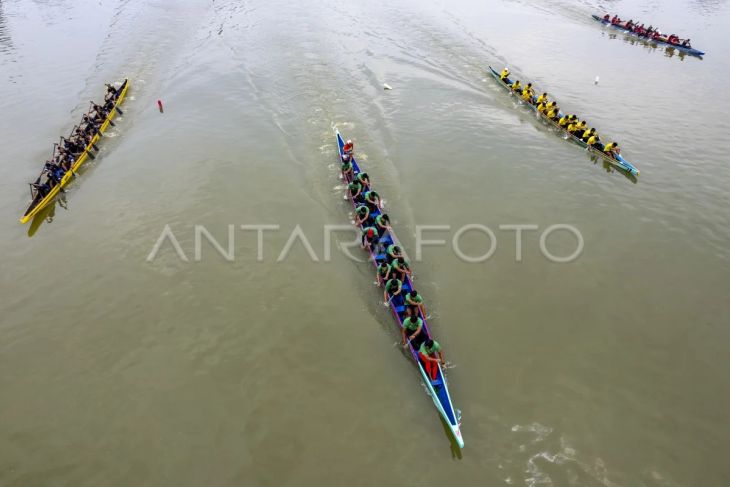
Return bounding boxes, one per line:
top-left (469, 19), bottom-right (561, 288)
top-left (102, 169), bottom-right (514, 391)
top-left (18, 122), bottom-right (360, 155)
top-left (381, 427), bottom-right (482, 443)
top-left (20, 79), bottom-right (130, 224)
top-left (335, 130), bottom-right (464, 449)
top-left (591, 15), bottom-right (705, 57)
top-left (487, 67), bottom-right (639, 177)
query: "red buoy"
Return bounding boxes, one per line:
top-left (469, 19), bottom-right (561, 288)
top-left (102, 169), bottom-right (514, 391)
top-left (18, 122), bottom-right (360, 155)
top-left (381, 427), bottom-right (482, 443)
top-left (157, 100), bottom-right (164, 113)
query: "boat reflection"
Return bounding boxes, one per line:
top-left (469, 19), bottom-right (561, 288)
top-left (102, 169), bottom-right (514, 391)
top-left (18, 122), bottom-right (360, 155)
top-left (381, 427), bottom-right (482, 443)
top-left (438, 408), bottom-right (464, 459)
top-left (588, 155), bottom-right (638, 184)
top-left (27, 196), bottom-right (68, 238)
top-left (604, 32), bottom-right (701, 61)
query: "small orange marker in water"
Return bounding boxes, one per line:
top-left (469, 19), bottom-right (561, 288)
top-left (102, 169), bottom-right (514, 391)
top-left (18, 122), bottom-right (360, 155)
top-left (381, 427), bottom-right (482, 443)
top-left (157, 100), bottom-right (164, 113)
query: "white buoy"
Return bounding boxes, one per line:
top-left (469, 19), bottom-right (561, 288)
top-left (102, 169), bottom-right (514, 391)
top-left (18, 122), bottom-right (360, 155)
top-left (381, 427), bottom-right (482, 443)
top-left (594, 76), bottom-right (600, 85)
top-left (383, 83), bottom-right (392, 90)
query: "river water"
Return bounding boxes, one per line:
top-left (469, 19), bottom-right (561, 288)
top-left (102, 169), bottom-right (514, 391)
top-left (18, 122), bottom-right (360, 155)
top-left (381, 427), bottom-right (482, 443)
top-left (1, 0), bottom-right (729, 485)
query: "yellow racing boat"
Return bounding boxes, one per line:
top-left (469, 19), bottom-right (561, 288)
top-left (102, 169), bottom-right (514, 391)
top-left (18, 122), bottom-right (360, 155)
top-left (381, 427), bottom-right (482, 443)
top-left (19, 79), bottom-right (129, 224)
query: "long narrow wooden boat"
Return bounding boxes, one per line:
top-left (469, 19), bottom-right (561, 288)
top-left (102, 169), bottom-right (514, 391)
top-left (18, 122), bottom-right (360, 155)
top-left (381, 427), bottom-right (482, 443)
top-left (335, 129), bottom-right (464, 449)
top-left (488, 67), bottom-right (640, 177)
top-left (19, 79), bottom-right (129, 224)
top-left (591, 15), bottom-right (705, 57)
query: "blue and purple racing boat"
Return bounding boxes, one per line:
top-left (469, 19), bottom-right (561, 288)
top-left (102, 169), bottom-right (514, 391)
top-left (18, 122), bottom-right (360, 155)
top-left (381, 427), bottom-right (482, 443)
top-left (334, 129), bottom-right (464, 449)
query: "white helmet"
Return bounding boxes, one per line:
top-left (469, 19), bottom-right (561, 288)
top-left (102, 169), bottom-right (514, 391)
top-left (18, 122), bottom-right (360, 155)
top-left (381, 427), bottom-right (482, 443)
top-left (346, 139), bottom-right (352, 144)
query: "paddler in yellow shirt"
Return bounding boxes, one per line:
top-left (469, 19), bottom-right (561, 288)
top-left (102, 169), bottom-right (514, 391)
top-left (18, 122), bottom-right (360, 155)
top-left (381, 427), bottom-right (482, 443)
top-left (500, 67), bottom-right (510, 82)
top-left (603, 142), bottom-right (620, 158)
top-left (521, 83), bottom-right (534, 102)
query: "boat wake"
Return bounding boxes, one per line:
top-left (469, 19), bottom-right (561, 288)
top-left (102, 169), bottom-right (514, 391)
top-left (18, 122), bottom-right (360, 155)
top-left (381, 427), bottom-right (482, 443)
top-left (507, 422), bottom-right (618, 486)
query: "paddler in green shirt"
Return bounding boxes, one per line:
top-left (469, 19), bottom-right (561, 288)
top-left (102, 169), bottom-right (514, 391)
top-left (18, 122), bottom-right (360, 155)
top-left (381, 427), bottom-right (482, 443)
top-left (355, 205), bottom-right (370, 226)
top-left (376, 262), bottom-right (390, 284)
top-left (401, 315), bottom-right (424, 348)
top-left (356, 171), bottom-right (370, 190)
top-left (405, 289), bottom-right (425, 317)
top-left (390, 256), bottom-right (411, 282)
top-left (364, 190), bottom-right (381, 211)
top-left (383, 277), bottom-right (402, 305)
top-left (418, 339), bottom-right (443, 381)
top-left (348, 180), bottom-right (363, 201)
top-left (386, 244), bottom-right (403, 263)
top-left (375, 213), bottom-right (391, 236)
top-left (341, 158), bottom-right (354, 181)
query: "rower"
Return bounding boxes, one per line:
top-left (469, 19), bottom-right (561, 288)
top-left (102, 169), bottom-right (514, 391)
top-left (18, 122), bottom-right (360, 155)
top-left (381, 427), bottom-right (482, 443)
top-left (582, 127), bottom-right (596, 142)
top-left (558, 114), bottom-right (570, 127)
top-left (537, 102), bottom-right (548, 114)
top-left (55, 146), bottom-right (67, 163)
top-left (342, 139), bottom-right (354, 162)
top-left (362, 226), bottom-right (379, 249)
top-left (499, 67), bottom-right (510, 82)
top-left (603, 142), bottom-right (620, 158)
top-left (75, 129), bottom-right (92, 147)
top-left (60, 147), bottom-right (75, 163)
top-left (383, 277), bottom-right (403, 305)
top-left (603, 14), bottom-right (610, 21)
top-left (375, 213), bottom-right (391, 236)
top-left (401, 314), bottom-right (425, 349)
top-left (80, 115), bottom-right (98, 134)
top-left (419, 339), bottom-right (444, 382)
top-left (521, 83), bottom-right (534, 102)
top-left (45, 163), bottom-right (65, 186)
top-left (364, 189), bottom-right (381, 211)
top-left (57, 153), bottom-right (71, 172)
top-left (547, 105), bottom-right (560, 121)
top-left (105, 83), bottom-right (118, 100)
top-left (90, 109), bottom-right (106, 126)
top-left (348, 179), bottom-right (363, 201)
top-left (405, 289), bottom-right (425, 317)
top-left (377, 262), bottom-right (390, 283)
top-left (681, 38), bottom-right (692, 48)
top-left (570, 120), bottom-right (587, 136)
top-left (91, 102), bottom-right (108, 118)
top-left (356, 171), bottom-right (370, 190)
top-left (341, 156), bottom-right (354, 181)
top-left (536, 92), bottom-right (548, 105)
top-left (355, 204), bottom-right (371, 226)
top-left (586, 133), bottom-right (601, 149)
top-left (103, 96), bottom-right (116, 112)
top-left (510, 79), bottom-right (521, 93)
top-left (70, 133), bottom-right (87, 151)
top-left (386, 243), bottom-right (403, 263)
top-left (61, 137), bottom-right (81, 156)
top-left (33, 181), bottom-right (51, 198)
top-left (390, 256), bottom-right (411, 282)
